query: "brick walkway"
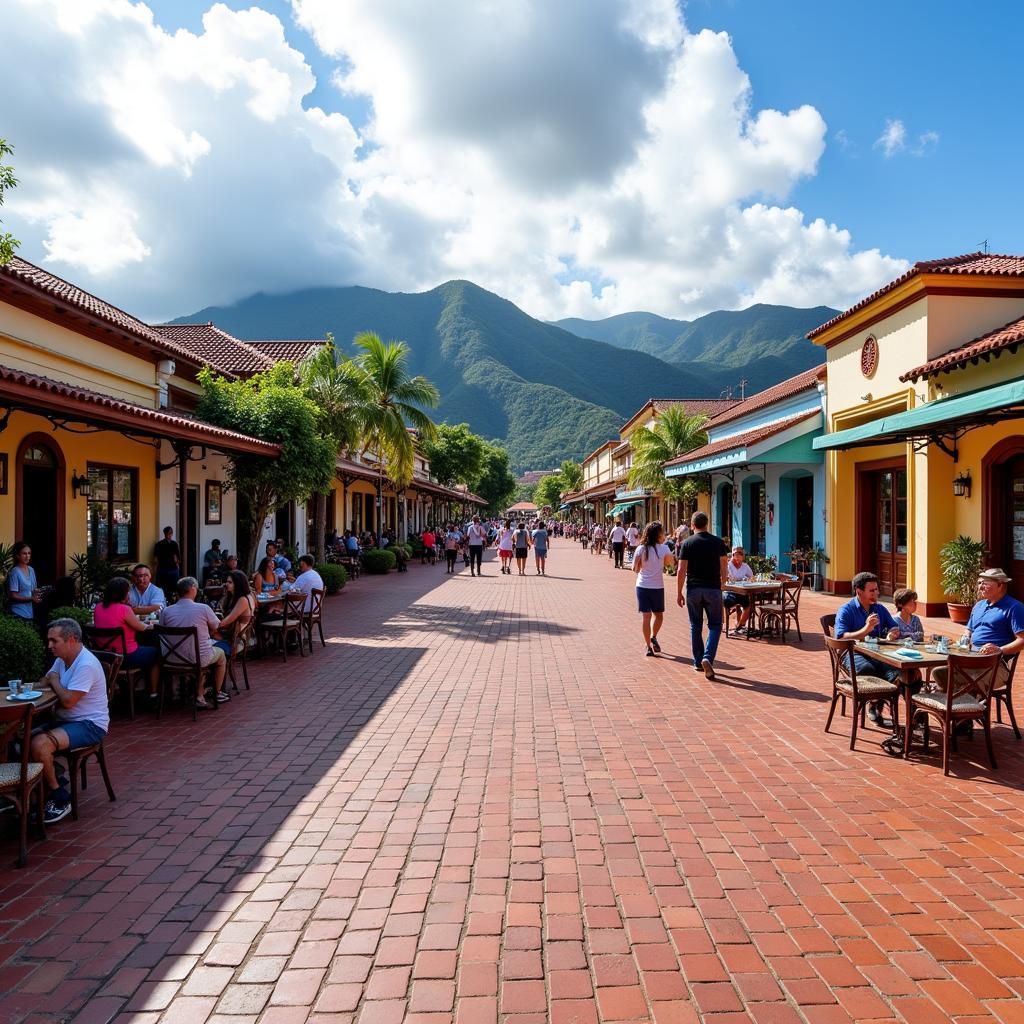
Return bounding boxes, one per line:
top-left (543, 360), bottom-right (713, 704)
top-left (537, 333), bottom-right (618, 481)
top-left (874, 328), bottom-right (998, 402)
top-left (4, 545), bottom-right (1024, 1024)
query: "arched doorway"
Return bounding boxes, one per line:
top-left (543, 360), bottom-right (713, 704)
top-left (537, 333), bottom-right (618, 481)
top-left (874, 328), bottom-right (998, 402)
top-left (779, 470), bottom-right (815, 568)
top-left (16, 434), bottom-right (66, 585)
top-left (983, 436), bottom-right (1024, 598)
top-left (742, 476), bottom-right (766, 556)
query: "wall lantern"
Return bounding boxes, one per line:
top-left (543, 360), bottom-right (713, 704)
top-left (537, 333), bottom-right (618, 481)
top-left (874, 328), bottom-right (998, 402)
top-left (952, 472), bottom-right (972, 498)
top-left (71, 470), bottom-right (92, 499)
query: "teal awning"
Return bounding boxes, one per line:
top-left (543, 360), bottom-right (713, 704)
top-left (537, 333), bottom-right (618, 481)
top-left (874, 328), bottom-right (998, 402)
top-left (609, 499), bottom-right (643, 516)
top-left (813, 378), bottom-right (1024, 452)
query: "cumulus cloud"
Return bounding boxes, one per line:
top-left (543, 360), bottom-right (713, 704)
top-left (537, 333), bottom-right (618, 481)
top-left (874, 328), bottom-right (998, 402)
top-left (2, 0), bottom-right (908, 322)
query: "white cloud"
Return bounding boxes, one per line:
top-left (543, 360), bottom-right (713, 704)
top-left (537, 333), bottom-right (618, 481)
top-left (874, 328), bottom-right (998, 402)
top-left (875, 118), bottom-right (939, 159)
top-left (2, 0), bottom-right (909, 323)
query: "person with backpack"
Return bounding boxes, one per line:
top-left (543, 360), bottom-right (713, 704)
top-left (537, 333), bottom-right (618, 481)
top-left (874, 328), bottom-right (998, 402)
top-left (633, 521), bottom-right (675, 656)
top-left (513, 521), bottom-right (531, 576)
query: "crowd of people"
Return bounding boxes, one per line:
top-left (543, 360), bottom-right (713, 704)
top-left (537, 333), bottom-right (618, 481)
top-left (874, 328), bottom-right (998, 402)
top-left (415, 515), bottom-right (560, 576)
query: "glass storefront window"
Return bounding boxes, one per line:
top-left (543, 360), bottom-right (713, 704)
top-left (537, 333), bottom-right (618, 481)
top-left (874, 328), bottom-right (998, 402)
top-left (87, 465), bottom-right (137, 560)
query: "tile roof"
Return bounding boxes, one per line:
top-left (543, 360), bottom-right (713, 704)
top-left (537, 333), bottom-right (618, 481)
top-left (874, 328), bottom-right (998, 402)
top-left (808, 253), bottom-right (1024, 339)
top-left (151, 323), bottom-right (275, 376)
top-left (901, 315), bottom-right (1024, 383)
top-left (664, 410), bottom-right (820, 470)
top-left (582, 440), bottom-right (620, 464)
top-left (0, 256), bottom-right (204, 369)
top-left (248, 340), bottom-right (327, 365)
top-left (620, 397), bottom-right (738, 434)
top-left (706, 364), bottom-right (826, 428)
top-left (0, 364), bottom-right (279, 455)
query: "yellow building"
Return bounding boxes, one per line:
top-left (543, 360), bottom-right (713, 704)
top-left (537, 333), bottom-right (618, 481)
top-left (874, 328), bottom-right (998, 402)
top-left (811, 252), bottom-right (1024, 613)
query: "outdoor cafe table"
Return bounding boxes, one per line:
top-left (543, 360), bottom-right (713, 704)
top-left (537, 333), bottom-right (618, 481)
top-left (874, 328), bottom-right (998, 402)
top-left (4, 684), bottom-right (58, 714)
top-left (723, 579), bottom-right (783, 639)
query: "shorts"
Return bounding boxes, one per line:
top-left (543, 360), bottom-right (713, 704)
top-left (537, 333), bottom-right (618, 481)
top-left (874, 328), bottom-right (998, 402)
top-left (39, 718), bottom-right (107, 749)
top-left (205, 646), bottom-right (226, 668)
top-left (723, 592), bottom-right (749, 609)
top-left (515, 548), bottom-right (528, 558)
top-left (636, 587), bottom-right (665, 614)
top-left (534, 548), bottom-right (547, 558)
top-left (124, 646), bottom-right (159, 670)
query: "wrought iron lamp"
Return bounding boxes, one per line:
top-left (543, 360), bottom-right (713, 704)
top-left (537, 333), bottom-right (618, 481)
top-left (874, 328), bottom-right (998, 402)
top-left (952, 471), bottom-right (971, 498)
top-left (71, 470), bottom-right (92, 499)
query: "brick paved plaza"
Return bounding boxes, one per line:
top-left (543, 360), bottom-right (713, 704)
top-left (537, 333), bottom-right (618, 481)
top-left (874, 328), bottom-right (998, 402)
top-left (4, 544), bottom-right (1024, 1024)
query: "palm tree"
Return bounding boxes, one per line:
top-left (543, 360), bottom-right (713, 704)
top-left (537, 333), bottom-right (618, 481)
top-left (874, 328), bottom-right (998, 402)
top-left (628, 405), bottom-right (709, 518)
top-left (301, 338), bottom-right (374, 560)
top-left (353, 332), bottom-right (440, 546)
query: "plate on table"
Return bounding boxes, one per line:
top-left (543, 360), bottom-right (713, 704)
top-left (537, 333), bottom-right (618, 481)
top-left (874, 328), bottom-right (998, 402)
top-left (7, 690), bottom-right (43, 701)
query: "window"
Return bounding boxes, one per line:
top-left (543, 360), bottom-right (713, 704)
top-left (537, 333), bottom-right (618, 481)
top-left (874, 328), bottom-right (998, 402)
top-left (87, 465), bottom-right (137, 560)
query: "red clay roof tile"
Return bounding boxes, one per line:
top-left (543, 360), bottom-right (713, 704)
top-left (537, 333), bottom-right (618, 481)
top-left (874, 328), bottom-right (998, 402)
top-left (151, 323), bottom-right (275, 376)
top-left (901, 315), bottom-right (1024, 382)
top-left (664, 410), bottom-right (819, 470)
top-left (705, 365), bottom-right (825, 429)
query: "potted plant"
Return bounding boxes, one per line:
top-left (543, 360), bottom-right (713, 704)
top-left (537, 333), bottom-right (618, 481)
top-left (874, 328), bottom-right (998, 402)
top-left (805, 545), bottom-right (829, 592)
top-left (939, 535), bottom-right (987, 623)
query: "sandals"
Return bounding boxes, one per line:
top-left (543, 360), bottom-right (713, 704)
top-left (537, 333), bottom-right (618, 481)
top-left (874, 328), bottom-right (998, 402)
top-left (650, 636), bottom-right (661, 653)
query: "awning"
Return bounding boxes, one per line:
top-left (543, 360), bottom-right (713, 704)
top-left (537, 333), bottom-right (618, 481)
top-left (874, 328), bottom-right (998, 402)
top-left (558, 503), bottom-right (570, 510)
top-left (609, 499), bottom-right (643, 516)
top-left (813, 378), bottom-right (1024, 452)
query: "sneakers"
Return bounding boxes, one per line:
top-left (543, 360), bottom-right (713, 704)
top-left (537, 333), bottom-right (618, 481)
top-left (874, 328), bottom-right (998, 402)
top-left (701, 658), bottom-right (715, 681)
top-left (44, 800), bottom-right (71, 824)
top-left (216, 691), bottom-right (230, 703)
top-left (646, 646), bottom-right (655, 657)
top-left (650, 636), bottom-right (661, 653)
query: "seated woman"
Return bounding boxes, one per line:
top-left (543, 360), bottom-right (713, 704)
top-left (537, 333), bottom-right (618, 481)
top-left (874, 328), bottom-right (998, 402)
top-left (93, 575), bottom-right (160, 702)
top-left (214, 570), bottom-right (255, 659)
top-left (892, 588), bottom-right (925, 641)
top-left (252, 557), bottom-right (281, 596)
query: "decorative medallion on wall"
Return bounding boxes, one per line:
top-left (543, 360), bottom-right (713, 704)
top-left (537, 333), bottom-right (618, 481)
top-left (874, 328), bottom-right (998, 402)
top-left (860, 335), bottom-right (879, 378)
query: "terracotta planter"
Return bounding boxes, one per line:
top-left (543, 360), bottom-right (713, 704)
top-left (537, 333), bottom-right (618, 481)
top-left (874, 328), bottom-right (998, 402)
top-left (947, 602), bottom-right (972, 624)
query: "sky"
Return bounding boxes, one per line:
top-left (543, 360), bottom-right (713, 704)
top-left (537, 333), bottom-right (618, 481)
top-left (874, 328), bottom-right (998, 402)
top-left (2, 0), bottom-right (1022, 324)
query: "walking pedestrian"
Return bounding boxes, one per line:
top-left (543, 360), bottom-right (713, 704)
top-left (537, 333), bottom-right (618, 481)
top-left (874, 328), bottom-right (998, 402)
top-left (609, 519), bottom-right (627, 569)
top-left (443, 523), bottom-right (460, 574)
top-left (467, 516), bottom-right (487, 576)
top-left (531, 520), bottom-right (549, 575)
top-left (513, 521), bottom-right (531, 576)
top-left (675, 511), bottom-right (729, 680)
top-left (633, 521), bottom-right (674, 656)
top-left (625, 521), bottom-right (640, 561)
top-left (496, 519), bottom-right (515, 574)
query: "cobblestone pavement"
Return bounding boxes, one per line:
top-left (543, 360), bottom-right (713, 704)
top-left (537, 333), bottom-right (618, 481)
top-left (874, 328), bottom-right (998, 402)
top-left (3, 544), bottom-right (1024, 1024)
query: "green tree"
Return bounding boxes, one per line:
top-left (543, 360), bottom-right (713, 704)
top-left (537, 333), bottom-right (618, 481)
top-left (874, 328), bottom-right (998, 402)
top-left (628, 405), bottom-right (709, 500)
top-left (301, 334), bottom-right (374, 561)
top-left (559, 459), bottom-right (584, 492)
top-left (195, 363), bottom-right (337, 571)
top-left (533, 473), bottom-right (564, 511)
top-left (353, 331), bottom-right (440, 545)
top-left (473, 442), bottom-right (517, 515)
top-left (0, 139), bottom-right (21, 265)
top-left (422, 423), bottom-right (486, 489)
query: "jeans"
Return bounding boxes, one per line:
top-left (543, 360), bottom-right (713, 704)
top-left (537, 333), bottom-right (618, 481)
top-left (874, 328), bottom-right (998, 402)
top-left (612, 542), bottom-right (625, 568)
top-left (469, 546), bottom-right (483, 572)
top-left (686, 587), bottom-right (724, 667)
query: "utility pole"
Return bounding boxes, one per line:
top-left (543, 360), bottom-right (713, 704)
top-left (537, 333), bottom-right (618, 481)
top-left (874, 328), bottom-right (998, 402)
top-left (738, 378), bottom-right (748, 400)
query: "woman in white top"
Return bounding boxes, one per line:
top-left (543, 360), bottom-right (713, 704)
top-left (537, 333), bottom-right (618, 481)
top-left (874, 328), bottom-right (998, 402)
top-left (495, 519), bottom-right (515, 575)
top-left (632, 521), bottom-right (675, 656)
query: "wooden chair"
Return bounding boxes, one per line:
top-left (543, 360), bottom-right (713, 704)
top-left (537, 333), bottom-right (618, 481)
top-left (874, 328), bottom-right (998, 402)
top-left (304, 588), bottom-right (326, 652)
top-left (991, 653), bottom-right (1021, 740)
top-left (257, 592), bottom-right (306, 662)
top-left (226, 617), bottom-right (255, 693)
top-left (759, 577), bottom-right (805, 641)
top-left (152, 625), bottom-right (216, 720)
top-left (904, 652), bottom-right (1000, 775)
top-left (820, 613), bottom-right (836, 637)
top-left (84, 625), bottom-right (141, 720)
top-left (60, 650), bottom-right (119, 821)
top-left (823, 635), bottom-right (899, 750)
top-left (0, 702), bottom-right (46, 867)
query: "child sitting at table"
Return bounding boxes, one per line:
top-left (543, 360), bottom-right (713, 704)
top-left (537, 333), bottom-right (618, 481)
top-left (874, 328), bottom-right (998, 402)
top-left (893, 588), bottom-right (924, 642)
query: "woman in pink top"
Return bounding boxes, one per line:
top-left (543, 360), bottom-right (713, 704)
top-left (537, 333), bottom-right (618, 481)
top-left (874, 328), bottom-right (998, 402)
top-left (93, 575), bottom-right (160, 699)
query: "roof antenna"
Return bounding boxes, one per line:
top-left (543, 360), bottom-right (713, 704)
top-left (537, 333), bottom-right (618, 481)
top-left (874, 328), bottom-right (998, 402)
top-left (738, 377), bottom-right (748, 400)
top-left (979, 239), bottom-right (989, 254)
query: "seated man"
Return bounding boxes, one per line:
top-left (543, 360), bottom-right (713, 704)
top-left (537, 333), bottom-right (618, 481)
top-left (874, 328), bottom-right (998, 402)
top-left (203, 538), bottom-right (224, 569)
top-left (127, 564), bottom-right (165, 615)
top-left (835, 570), bottom-right (902, 725)
top-left (292, 555), bottom-right (325, 611)
top-left (206, 554), bottom-right (238, 586)
top-left (30, 618), bottom-right (110, 824)
top-left (160, 576), bottom-right (227, 708)
top-left (724, 546), bottom-right (755, 634)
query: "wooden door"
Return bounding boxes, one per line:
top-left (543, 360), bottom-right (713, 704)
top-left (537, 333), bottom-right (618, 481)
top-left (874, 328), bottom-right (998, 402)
top-left (873, 468), bottom-right (907, 594)
top-left (1007, 457), bottom-right (1024, 598)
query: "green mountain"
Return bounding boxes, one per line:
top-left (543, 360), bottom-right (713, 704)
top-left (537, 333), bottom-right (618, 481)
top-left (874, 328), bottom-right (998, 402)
top-left (554, 303), bottom-right (838, 391)
top-left (172, 280), bottom-right (743, 470)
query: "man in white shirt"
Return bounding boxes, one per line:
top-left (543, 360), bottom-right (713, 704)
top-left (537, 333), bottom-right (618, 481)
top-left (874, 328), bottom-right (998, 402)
top-left (30, 618), bottom-right (110, 824)
top-left (127, 564), bottom-right (165, 615)
top-left (724, 546), bottom-right (755, 634)
top-left (292, 555), bottom-right (325, 611)
top-left (467, 516), bottom-right (488, 577)
top-left (609, 520), bottom-right (628, 569)
top-left (160, 577), bottom-right (227, 708)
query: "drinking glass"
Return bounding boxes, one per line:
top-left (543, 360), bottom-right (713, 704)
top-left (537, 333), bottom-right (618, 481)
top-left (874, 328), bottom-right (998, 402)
top-left (9, 679), bottom-right (22, 697)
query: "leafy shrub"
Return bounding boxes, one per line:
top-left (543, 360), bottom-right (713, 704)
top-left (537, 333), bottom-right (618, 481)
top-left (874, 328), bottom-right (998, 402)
top-left (409, 536), bottom-right (425, 556)
top-left (316, 563), bottom-right (348, 595)
top-left (747, 554), bottom-right (778, 576)
top-left (48, 605), bottom-right (93, 629)
top-left (69, 553), bottom-right (133, 606)
top-left (0, 616), bottom-right (46, 683)
top-left (362, 548), bottom-right (397, 574)
top-left (403, 544), bottom-right (414, 559)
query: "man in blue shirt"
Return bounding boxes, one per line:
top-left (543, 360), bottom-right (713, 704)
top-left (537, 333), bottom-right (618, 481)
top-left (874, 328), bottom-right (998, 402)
top-left (836, 571), bottom-right (903, 724)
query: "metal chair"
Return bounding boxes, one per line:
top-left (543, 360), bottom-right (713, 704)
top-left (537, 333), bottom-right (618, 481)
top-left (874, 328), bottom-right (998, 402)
top-left (905, 652), bottom-right (1000, 775)
top-left (823, 635), bottom-right (899, 750)
top-left (0, 702), bottom-right (46, 867)
top-left (60, 650), bottom-right (119, 821)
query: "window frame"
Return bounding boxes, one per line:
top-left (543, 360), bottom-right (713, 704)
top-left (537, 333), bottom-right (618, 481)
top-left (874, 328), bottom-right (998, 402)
top-left (86, 462), bottom-right (139, 562)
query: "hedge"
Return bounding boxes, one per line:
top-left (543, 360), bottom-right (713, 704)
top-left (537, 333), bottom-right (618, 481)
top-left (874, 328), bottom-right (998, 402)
top-left (316, 563), bottom-right (348, 595)
top-left (0, 616), bottom-right (46, 684)
top-left (48, 605), bottom-right (93, 629)
top-left (362, 548), bottom-right (397, 574)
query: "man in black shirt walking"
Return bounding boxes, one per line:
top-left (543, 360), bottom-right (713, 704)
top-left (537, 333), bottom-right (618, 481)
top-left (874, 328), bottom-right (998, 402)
top-left (676, 511), bottom-right (728, 680)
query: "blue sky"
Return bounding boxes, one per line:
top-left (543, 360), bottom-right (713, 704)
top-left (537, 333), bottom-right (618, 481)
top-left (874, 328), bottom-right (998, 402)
top-left (5, 0), bottom-right (1023, 321)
